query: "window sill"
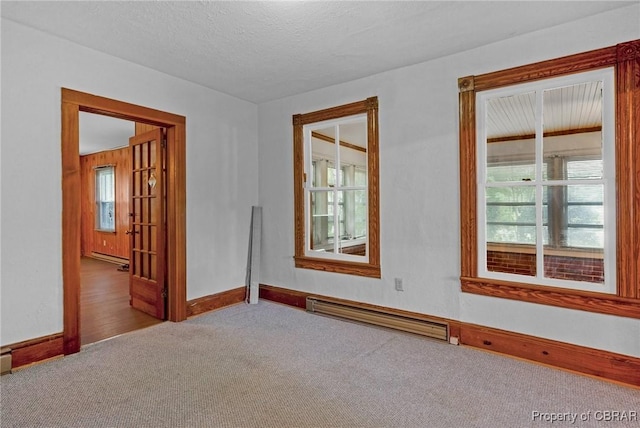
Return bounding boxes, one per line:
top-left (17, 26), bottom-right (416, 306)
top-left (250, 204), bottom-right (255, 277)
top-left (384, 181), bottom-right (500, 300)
top-left (95, 229), bottom-right (116, 234)
top-left (294, 256), bottom-right (381, 278)
top-left (461, 276), bottom-right (640, 319)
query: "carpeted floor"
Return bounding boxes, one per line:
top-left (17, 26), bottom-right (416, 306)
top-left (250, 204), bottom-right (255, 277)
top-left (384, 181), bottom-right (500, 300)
top-left (1, 301), bottom-right (638, 427)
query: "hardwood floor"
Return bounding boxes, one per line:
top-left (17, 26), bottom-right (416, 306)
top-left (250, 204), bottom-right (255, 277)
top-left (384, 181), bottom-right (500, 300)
top-left (80, 257), bottom-right (162, 346)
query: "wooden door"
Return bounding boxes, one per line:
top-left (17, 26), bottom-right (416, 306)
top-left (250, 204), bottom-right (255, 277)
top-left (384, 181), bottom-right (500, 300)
top-left (129, 128), bottom-right (166, 319)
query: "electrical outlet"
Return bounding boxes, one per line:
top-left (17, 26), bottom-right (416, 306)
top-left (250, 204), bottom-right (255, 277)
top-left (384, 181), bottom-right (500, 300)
top-left (394, 277), bottom-right (403, 291)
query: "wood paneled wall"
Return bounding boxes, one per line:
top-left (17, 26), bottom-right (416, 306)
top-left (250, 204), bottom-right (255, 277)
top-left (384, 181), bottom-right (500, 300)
top-left (80, 147), bottom-right (130, 260)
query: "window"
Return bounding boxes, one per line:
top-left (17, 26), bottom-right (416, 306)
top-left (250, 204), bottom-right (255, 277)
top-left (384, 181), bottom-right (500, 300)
top-left (293, 97), bottom-right (380, 277)
top-left (458, 40), bottom-right (640, 318)
top-left (477, 69), bottom-right (616, 293)
top-left (95, 165), bottom-right (115, 231)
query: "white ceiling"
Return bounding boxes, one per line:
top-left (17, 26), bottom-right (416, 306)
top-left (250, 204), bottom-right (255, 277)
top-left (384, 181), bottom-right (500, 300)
top-left (79, 112), bottom-right (134, 155)
top-left (2, 1), bottom-right (634, 154)
top-left (2, 1), bottom-right (634, 104)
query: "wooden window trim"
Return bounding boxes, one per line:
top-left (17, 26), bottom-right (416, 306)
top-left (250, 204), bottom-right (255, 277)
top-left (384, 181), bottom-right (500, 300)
top-left (293, 97), bottom-right (381, 278)
top-left (458, 40), bottom-right (640, 318)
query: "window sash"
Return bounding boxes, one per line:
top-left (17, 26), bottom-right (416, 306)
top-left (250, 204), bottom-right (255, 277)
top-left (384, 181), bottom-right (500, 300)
top-left (304, 115), bottom-right (369, 261)
top-left (476, 68), bottom-right (616, 293)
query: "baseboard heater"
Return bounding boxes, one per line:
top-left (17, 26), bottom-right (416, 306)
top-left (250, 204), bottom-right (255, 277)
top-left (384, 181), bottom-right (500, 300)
top-left (306, 297), bottom-right (448, 341)
top-left (1, 348), bottom-right (11, 375)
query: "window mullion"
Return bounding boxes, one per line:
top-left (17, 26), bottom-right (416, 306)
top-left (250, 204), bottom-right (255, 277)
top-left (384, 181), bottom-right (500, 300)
top-left (333, 124), bottom-right (341, 254)
top-left (535, 89), bottom-right (545, 280)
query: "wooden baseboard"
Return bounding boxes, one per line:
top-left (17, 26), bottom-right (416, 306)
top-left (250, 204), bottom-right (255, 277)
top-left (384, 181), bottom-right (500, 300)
top-left (459, 323), bottom-right (640, 387)
top-left (6, 333), bottom-right (64, 370)
top-left (258, 283), bottom-right (640, 387)
top-left (259, 284), bottom-right (308, 309)
top-left (187, 286), bottom-right (246, 317)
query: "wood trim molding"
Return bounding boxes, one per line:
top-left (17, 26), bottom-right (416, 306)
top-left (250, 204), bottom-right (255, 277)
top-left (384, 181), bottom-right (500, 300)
top-left (62, 88), bottom-right (185, 126)
top-left (62, 88), bottom-right (187, 355)
top-left (458, 82), bottom-right (477, 278)
top-left (187, 287), bottom-right (247, 317)
top-left (616, 40), bottom-right (640, 299)
top-left (258, 284), bottom-right (639, 387)
top-left (7, 334), bottom-right (64, 370)
top-left (617, 40), bottom-right (640, 62)
top-left (293, 256), bottom-right (381, 278)
top-left (293, 98), bottom-right (375, 125)
top-left (459, 323), bottom-right (640, 387)
top-left (473, 45), bottom-right (618, 91)
top-left (458, 39), bottom-right (640, 316)
top-left (259, 284), bottom-right (309, 309)
top-left (461, 277), bottom-right (640, 319)
top-left (458, 76), bottom-right (475, 93)
top-left (62, 99), bottom-right (81, 355)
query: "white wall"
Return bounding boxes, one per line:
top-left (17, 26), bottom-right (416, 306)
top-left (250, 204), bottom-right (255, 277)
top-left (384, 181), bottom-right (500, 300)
top-left (0, 19), bottom-right (259, 345)
top-left (257, 5), bottom-right (640, 357)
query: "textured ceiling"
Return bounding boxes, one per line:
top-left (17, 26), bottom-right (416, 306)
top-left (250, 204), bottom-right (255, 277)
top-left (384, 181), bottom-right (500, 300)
top-left (2, 1), bottom-right (634, 104)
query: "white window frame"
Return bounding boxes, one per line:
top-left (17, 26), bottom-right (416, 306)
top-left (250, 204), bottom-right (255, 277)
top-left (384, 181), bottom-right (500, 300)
top-left (303, 114), bottom-right (368, 262)
top-left (476, 68), bottom-right (616, 294)
top-left (95, 165), bottom-right (116, 232)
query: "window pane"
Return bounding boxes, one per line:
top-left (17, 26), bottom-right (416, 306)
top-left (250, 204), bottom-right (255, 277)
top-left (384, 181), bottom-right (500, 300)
top-left (543, 81), bottom-right (603, 180)
top-left (487, 247), bottom-right (536, 277)
top-left (339, 120), bottom-right (367, 187)
top-left (311, 127), bottom-right (335, 188)
top-left (99, 202), bottom-right (115, 230)
top-left (568, 184), bottom-right (604, 248)
top-left (338, 190), bottom-right (367, 257)
top-left (568, 184), bottom-right (603, 204)
top-left (544, 184), bottom-right (603, 249)
top-left (485, 186), bottom-right (536, 244)
top-left (486, 162), bottom-right (536, 183)
top-left (354, 167), bottom-right (366, 186)
top-left (567, 229), bottom-right (604, 250)
top-left (485, 185), bottom-right (537, 276)
top-left (567, 159), bottom-right (603, 180)
top-left (485, 92), bottom-right (536, 182)
top-left (310, 191), bottom-right (331, 251)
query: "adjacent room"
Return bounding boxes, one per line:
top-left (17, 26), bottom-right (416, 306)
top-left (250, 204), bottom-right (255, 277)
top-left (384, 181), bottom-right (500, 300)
top-left (1, 1), bottom-right (639, 427)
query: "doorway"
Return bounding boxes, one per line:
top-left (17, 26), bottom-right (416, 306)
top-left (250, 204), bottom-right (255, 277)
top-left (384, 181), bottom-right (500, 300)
top-left (78, 113), bottom-right (163, 345)
top-left (61, 88), bottom-right (187, 355)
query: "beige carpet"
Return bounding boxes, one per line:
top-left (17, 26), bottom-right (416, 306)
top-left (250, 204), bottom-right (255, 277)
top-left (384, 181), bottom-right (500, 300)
top-left (1, 301), bottom-right (638, 427)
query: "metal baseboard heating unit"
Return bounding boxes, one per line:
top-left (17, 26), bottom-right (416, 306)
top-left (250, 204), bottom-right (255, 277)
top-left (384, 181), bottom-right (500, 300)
top-left (306, 297), bottom-right (448, 341)
top-left (1, 348), bottom-right (12, 375)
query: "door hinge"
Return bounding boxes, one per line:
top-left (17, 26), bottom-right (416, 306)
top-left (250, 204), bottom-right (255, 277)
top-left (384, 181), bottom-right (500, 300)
top-left (161, 137), bottom-right (166, 148)
top-left (161, 288), bottom-right (168, 298)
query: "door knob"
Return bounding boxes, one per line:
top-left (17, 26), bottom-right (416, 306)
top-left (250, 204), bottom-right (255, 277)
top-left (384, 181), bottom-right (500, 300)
top-left (125, 230), bottom-right (139, 235)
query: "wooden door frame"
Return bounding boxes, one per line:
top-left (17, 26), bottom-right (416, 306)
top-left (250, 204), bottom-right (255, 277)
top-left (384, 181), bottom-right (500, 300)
top-left (61, 88), bottom-right (187, 355)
